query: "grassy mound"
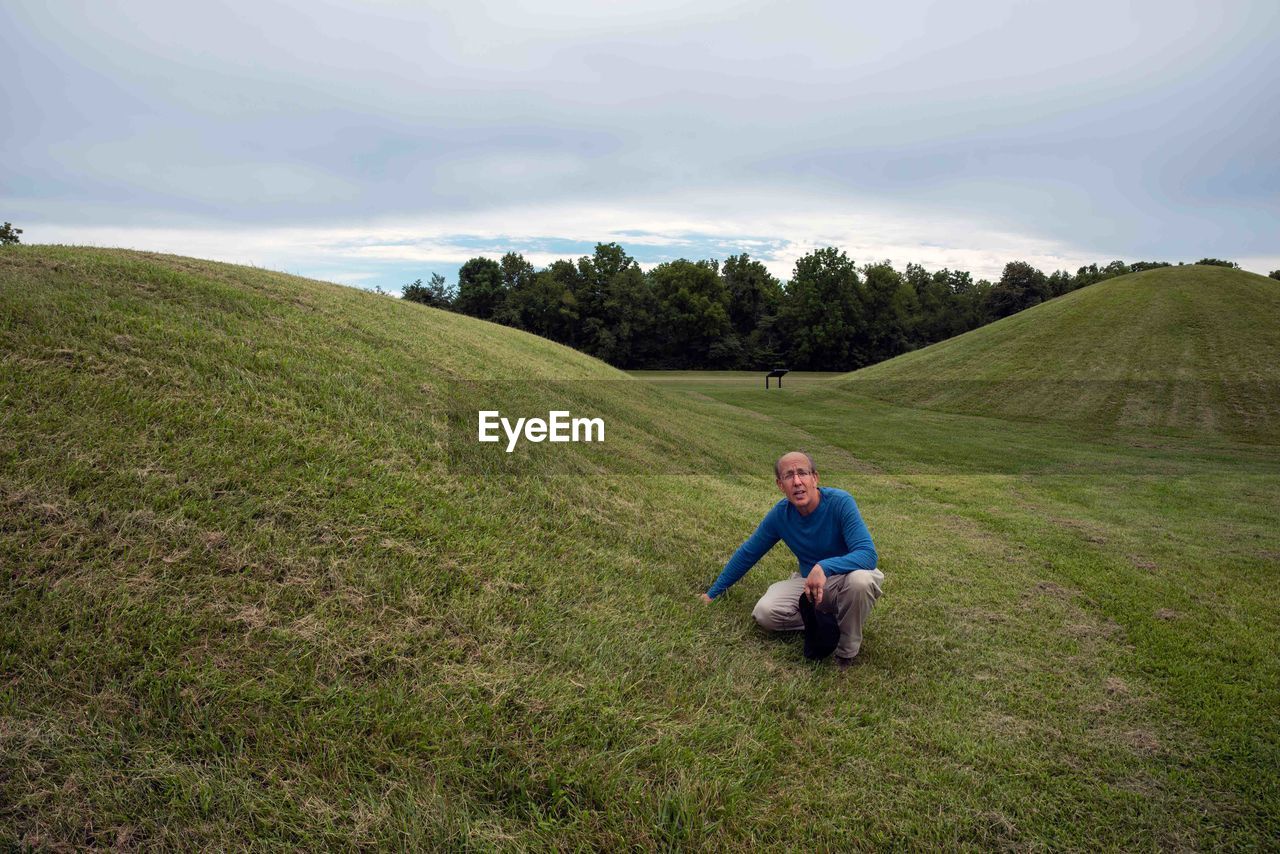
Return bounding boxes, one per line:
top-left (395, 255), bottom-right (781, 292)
top-left (839, 265), bottom-right (1280, 442)
top-left (0, 247), bottom-right (852, 847)
top-left (3, 248), bottom-right (1276, 848)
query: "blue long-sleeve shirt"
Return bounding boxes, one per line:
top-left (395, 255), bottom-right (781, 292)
top-left (706, 487), bottom-right (877, 599)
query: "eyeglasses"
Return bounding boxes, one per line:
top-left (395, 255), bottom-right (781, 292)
top-left (778, 468), bottom-right (814, 481)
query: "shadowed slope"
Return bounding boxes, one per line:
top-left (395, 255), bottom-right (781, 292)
top-left (839, 265), bottom-right (1280, 442)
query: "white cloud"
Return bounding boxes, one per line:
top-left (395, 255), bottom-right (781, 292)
top-left (27, 186), bottom-right (1103, 283)
top-left (4, 0), bottom-right (1277, 282)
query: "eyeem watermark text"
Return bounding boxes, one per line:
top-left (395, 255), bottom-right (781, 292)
top-left (477, 410), bottom-right (605, 452)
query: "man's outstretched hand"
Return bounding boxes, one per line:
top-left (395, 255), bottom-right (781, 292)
top-left (804, 565), bottom-right (826, 605)
top-left (699, 593), bottom-right (713, 604)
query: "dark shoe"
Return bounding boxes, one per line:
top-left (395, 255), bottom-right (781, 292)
top-left (798, 593), bottom-right (840, 661)
top-left (835, 654), bottom-right (858, 671)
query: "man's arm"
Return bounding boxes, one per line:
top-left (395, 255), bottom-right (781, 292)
top-left (704, 512), bottom-right (780, 599)
top-left (813, 492), bottom-right (877, 575)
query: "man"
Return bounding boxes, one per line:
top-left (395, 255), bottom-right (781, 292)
top-left (699, 451), bottom-right (884, 668)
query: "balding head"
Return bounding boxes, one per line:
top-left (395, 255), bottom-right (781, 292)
top-left (775, 451), bottom-right (821, 514)
top-left (775, 451), bottom-right (816, 479)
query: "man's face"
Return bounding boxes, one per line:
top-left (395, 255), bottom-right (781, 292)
top-left (776, 453), bottom-right (820, 514)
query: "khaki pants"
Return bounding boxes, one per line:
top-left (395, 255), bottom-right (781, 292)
top-left (752, 569), bottom-right (884, 659)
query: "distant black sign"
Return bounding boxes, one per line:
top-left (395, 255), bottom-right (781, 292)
top-left (766, 368), bottom-right (789, 389)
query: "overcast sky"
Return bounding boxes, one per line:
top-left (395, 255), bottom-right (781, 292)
top-left (4, 0), bottom-right (1278, 288)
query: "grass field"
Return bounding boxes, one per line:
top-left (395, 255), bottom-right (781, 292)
top-left (839, 264), bottom-right (1280, 444)
top-left (3, 248), bottom-right (1277, 848)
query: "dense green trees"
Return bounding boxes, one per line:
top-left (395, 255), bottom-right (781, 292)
top-left (577, 244), bottom-right (655, 367)
top-left (989, 261), bottom-right (1051, 319)
top-left (722, 254), bottom-right (783, 369)
top-left (455, 257), bottom-right (505, 320)
top-left (778, 248), bottom-right (865, 370)
top-left (401, 273), bottom-right (453, 308)
top-left (0, 222), bottom-right (21, 245)
top-left (860, 261), bottom-right (918, 363)
top-left (402, 245), bottom-right (1203, 371)
top-left (505, 263), bottom-right (578, 344)
top-left (906, 265), bottom-right (989, 344)
top-left (649, 259), bottom-right (730, 367)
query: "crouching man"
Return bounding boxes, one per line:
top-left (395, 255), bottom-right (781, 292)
top-left (699, 451), bottom-right (884, 669)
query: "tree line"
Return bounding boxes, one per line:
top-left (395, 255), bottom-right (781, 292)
top-left (0, 221), bottom-right (1265, 370)
top-left (403, 244), bottom-right (1253, 371)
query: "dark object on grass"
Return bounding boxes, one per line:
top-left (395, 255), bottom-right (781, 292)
top-left (798, 592), bottom-right (840, 660)
top-left (765, 368), bottom-right (789, 389)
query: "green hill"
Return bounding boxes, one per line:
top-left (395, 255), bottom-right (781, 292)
top-left (3, 248), bottom-right (1276, 848)
top-left (838, 265), bottom-right (1280, 442)
top-left (0, 246), bottom-right (845, 847)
